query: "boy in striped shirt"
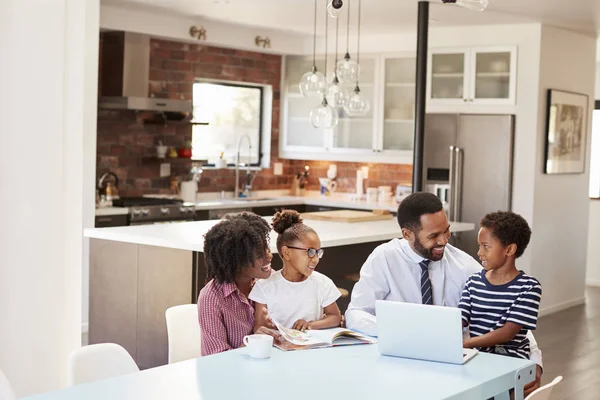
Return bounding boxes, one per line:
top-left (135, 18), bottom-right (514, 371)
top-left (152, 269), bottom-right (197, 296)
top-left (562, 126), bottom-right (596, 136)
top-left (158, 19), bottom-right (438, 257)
top-left (459, 211), bottom-right (542, 360)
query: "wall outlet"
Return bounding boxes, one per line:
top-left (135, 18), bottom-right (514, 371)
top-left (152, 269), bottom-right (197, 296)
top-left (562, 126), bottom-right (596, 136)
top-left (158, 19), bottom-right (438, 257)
top-left (160, 163), bottom-right (171, 177)
top-left (273, 162), bottom-right (283, 176)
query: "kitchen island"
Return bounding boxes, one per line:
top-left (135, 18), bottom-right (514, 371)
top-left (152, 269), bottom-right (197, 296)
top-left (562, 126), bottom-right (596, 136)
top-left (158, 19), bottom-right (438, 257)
top-left (84, 217), bottom-right (474, 369)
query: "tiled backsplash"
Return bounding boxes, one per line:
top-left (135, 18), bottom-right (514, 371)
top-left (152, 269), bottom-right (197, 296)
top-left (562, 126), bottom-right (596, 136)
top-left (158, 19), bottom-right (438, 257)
top-left (96, 36), bottom-right (412, 197)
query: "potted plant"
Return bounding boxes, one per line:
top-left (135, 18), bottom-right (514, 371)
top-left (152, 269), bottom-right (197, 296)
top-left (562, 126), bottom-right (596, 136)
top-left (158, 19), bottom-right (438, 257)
top-left (178, 141), bottom-right (192, 159)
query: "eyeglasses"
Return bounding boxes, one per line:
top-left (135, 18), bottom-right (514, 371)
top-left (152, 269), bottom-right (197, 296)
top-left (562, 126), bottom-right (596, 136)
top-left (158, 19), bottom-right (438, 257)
top-left (286, 246), bottom-right (325, 259)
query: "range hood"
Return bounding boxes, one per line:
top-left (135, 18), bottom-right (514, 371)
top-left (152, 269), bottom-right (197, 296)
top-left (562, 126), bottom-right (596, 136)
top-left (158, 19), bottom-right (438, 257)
top-left (98, 31), bottom-right (191, 113)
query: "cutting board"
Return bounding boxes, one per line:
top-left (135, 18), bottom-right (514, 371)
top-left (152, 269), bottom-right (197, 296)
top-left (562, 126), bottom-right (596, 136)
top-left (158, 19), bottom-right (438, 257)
top-left (301, 209), bottom-right (394, 223)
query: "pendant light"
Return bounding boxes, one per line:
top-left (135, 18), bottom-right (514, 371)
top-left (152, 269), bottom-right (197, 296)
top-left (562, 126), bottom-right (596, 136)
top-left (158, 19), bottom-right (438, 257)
top-left (343, 0), bottom-right (370, 117)
top-left (441, 0), bottom-right (489, 12)
top-left (326, 17), bottom-right (347, 108)
top-left (310, 0), bottom-right (339, 129)
top-left (335, 0), bottom-right (359, 84)
top-left (299, 0), bottom-right (326, 98)
top-left (327, 0), bottom-right (343, 18)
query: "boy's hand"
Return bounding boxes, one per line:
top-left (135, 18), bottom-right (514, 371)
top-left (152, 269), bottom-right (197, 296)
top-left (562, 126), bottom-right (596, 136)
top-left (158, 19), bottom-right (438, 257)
top-left (523, 365), bottom-right (542, 397)
top-left (292, 319), bottom-right (310, 331)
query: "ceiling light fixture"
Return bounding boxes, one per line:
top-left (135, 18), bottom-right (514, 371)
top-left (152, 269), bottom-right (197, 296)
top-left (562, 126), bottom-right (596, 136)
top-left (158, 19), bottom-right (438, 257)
top-left (343, 0), bottom-right (370, 117)
top-left (335, 0), bottom-right (359, 84)
top-left (441, 0), bottom-right (489, 12)
top-left (327, 0), bottom-right (343, 18)
top-left (326, 16), bottom-right (347, 108)
top-left (311, 0), bottom-right (338, 129)
top-left (299, 0), bottom-right (326, 97)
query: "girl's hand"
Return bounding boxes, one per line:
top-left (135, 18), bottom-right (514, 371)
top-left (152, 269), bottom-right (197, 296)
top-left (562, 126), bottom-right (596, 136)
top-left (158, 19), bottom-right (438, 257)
top-left (256, 326), bottom-right (283, 343)
top-left (292, 319), bottom-right (310, 331)
top-left (261, 307), bottom-right (277, 330)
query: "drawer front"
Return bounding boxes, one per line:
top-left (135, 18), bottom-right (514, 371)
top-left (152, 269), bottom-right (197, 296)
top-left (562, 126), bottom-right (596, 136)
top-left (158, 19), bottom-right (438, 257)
top-left (95, 214), bottom-right (129, 227)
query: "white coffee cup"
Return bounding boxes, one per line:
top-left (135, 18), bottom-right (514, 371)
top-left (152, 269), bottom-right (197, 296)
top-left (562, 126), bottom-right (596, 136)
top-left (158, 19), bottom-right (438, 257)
top-left (243, 334), bottom-right (273, 359)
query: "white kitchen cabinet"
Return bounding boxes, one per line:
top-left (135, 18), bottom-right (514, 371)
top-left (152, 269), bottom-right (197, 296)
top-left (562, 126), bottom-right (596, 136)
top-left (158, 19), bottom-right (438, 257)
top-left (427, 46), bottom-right (517, 106)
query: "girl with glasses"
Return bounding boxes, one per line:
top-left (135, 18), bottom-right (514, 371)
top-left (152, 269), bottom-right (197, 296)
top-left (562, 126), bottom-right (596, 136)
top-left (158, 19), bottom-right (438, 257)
top-left (250, 209), bottom-right (342, 332)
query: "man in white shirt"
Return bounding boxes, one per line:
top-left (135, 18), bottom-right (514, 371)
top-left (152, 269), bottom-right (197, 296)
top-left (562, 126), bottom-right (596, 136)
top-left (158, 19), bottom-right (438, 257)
top-left (345, 192), bottom-right (543, 395)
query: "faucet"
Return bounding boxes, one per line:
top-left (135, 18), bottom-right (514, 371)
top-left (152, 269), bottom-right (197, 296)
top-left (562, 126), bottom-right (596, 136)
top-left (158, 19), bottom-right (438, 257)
top-left (235, 134), bottom-right (252, 198)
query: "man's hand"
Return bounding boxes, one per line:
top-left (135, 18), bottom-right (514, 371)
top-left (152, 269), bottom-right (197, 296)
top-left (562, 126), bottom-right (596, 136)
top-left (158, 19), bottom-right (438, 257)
top-left (292, 319), bottom-right (310, 331)
top-left (523, 365), bottom-right (542, 397)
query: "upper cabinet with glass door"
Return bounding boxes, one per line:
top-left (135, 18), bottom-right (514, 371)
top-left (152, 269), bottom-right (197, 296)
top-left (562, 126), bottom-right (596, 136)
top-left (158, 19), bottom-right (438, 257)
top-left (470, 47), bottom-right (517, 105)
top-left (427, 46), bottom-right (517, 106)
top-left (379, 54), bottom-right (416, 155)
top-left (331, 57), bottom-right (377, 153)
top-left (283, 56), bottom-right (329, 152)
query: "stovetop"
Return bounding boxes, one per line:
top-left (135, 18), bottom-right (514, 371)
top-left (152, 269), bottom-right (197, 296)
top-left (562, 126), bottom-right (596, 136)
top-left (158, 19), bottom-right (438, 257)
top-left (112, 197), bottom-right (183, 208)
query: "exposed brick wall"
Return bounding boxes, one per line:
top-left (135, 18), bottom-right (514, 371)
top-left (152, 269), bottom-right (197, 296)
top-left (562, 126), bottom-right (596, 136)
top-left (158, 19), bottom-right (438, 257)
top-left (96, 37), bottom-right (412, 197)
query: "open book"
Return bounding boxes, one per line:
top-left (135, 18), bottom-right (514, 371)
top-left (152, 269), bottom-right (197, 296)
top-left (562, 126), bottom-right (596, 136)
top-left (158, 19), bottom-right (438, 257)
top-left (269, 318), bottom-right (377, 351)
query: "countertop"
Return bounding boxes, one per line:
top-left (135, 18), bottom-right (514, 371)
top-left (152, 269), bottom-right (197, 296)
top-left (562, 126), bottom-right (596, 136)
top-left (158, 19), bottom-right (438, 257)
top-left (84, 217), bottom-right (475, 253)
top-left (95, 193), bottom-right (402, 216)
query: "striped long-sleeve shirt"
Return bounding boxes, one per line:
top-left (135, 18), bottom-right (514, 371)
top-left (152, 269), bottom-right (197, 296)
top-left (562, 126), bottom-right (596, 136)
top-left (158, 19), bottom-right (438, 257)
top-left (458, 270), bottom-right (542, 360)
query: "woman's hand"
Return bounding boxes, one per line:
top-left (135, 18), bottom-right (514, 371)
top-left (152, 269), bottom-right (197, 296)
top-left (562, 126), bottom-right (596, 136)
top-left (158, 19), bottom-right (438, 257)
top-left (292, 319), bottom-right (310, 331)
top-left (261, 307), bottom-right (277, 330)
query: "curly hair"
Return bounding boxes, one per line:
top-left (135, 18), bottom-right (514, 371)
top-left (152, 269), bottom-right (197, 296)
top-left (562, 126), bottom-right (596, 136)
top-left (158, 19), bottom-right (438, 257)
top-left (203, 211), bottom-right (271, 284)
top-left (272, 209), bottom-right (315, 254)
top-left (480, 211), bottom-right (532, 258)
top-left (396, 192), bottom-right (444, 232)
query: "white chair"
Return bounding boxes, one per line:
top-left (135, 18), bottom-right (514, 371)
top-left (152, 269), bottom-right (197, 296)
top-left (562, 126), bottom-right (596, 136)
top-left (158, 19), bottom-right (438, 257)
top-left (0, 369), bottom-right (16, 400)
top-left (165, 304), bottom-right (202, 363)
top-left (67, 343), bottom-right (140, 386)
top-left (525, 376), bottom-right (563, 400)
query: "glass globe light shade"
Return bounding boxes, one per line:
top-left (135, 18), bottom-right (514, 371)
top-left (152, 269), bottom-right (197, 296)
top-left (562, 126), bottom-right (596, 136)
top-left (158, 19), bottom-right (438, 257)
top-left (299, 67), bottom-right (326, 98)
top-left (326, 78), bottom-right (347, 108)
top-left (327, 0), bottom-right (343, 18)
top-left (344, 88), bottom-right (370, 117)
top-left (336, 53), bottom-right (360, 84)
top-left (310, 98), bottom-right (339, 129)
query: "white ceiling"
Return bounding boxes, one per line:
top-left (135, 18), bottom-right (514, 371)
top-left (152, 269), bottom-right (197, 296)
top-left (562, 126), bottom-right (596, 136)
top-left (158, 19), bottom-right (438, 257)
top-left (102, 0), bottom-right (600, 37)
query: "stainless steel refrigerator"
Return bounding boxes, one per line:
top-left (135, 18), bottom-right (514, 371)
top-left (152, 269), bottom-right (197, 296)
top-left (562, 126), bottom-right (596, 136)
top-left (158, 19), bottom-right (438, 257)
top-left (423, 114), bottom-right (515, 259)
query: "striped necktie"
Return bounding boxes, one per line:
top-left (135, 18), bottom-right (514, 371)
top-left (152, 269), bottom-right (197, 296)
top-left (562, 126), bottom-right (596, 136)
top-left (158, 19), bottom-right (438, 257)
top-left (420, 260), bottom-right (433, 305)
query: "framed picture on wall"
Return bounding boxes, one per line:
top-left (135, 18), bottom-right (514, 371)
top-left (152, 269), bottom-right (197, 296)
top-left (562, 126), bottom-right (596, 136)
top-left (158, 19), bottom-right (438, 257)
top-left (544, 89), bottom-right (589, 174)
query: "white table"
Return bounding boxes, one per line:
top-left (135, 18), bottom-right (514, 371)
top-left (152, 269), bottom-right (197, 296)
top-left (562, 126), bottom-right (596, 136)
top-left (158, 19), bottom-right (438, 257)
top-left (23, 345), bottom-right (535, 400)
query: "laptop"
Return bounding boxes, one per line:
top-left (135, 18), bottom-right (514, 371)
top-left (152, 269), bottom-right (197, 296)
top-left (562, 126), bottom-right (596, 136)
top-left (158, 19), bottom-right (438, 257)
top-left (376, 300), bottom-right (478, 365)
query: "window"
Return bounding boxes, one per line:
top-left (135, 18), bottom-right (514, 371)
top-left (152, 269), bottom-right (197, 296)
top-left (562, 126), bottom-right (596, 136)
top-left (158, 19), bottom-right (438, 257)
top-left (191, 81), bottom-right (266, 166)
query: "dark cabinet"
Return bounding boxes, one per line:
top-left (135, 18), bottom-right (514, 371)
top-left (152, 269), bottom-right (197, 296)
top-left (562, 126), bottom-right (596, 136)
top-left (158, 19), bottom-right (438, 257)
top-left (252, 204), bottom-right (305, 217)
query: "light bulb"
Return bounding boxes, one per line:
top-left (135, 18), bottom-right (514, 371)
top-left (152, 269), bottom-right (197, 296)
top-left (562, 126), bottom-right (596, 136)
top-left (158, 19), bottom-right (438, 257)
top-left (299, 67), bottom-right (326, 98)
top-left (310, 98), bottom-right (339, 129)
top-left (336, 53), bottom-right (360, 84)
top-left (343, 87), bottom-right (370, 117)
top-left (442, 0), bottom-right (489, 12)
top-left (326, 77), bottom-right (347, 108)
top-left (327, 0), bottom-right (343, 18)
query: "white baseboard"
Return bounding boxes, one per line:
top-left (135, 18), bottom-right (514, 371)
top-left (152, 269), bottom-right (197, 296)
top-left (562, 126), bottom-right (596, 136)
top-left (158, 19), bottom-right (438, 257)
top-left (586, 280), bottom-right (600, 287)
top-left (81, 323), bottom-right (89, 333)
top-left (539, 296), bottom-right (586, 317)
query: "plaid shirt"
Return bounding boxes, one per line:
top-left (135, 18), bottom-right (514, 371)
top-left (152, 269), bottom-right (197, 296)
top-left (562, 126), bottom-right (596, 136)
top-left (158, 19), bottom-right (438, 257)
top-left (197, 279), bottom-right (255, 356)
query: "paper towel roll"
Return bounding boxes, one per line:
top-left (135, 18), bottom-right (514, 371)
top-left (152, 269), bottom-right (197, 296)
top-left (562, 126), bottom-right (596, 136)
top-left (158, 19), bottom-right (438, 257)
top-left (180, 181), bottom-right (197, 203)
top-left (356, 170), bottom-right (364, 196)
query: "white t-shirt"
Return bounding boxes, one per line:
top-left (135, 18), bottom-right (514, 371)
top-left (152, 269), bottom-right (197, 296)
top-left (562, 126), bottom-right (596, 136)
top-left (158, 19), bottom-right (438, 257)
top-left (249, 270), bottom-right (341, 328)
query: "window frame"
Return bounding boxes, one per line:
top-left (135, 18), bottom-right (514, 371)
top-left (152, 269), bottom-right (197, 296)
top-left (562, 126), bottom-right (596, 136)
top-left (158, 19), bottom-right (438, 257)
top-left (192, 79), bottom-right (265, 167)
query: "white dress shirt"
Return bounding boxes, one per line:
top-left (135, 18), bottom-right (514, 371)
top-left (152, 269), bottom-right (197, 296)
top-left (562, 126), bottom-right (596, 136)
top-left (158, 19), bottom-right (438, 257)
top-left (345, 238), bottom-right (543, 367)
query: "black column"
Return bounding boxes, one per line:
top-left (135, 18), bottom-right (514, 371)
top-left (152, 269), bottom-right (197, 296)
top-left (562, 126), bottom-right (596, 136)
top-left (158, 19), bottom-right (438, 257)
top-left (412, 1), bottom-right (429, 193)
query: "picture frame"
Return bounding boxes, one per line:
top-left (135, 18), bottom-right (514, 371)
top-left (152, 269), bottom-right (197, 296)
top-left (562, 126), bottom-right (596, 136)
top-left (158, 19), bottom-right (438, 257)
top-left (544, 89), bottom-right (589, 174)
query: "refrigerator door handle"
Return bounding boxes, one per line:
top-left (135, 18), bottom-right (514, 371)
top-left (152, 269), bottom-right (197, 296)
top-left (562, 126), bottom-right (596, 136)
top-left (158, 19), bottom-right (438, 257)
top-left (448, 146), bottom-right (456, 221)
top-left (454, 147), bottom-right (463, 222)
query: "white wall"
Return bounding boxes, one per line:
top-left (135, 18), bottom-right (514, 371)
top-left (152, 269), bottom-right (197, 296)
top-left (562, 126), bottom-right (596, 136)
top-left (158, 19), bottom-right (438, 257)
top-left (100, 3), bottom-right (308, 55)
top-left (530, 25), bottom-right (596, 314)
top-left (0, 0), bottom-right (98, 396)
top-left (586, 59), bottom-right (600, 287)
